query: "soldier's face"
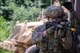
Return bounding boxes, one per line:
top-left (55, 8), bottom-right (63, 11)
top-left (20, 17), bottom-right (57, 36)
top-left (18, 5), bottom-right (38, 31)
top-left (46, 14), bottom-right (62, 22)
top-left (48, 18), bottom-right (56, 22)
top-left (48, 17), bottom-right (62, 22)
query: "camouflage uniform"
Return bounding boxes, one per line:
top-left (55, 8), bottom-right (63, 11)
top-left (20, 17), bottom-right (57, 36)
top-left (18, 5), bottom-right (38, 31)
top-left (32, 6), bottom-right (72, 53)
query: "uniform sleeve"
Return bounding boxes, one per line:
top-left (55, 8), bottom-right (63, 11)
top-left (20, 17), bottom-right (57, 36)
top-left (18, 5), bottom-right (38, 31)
top-left (32, 25), bottom-right (45, 43)
top-left (32, 32), bottom-right (43, 43)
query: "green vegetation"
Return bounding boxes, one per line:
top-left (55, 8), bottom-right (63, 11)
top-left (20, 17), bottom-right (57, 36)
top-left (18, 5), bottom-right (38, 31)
top-left (0, 0), bottom-right (42, 53)
top-left (0, 16), bottom-right (7, 41)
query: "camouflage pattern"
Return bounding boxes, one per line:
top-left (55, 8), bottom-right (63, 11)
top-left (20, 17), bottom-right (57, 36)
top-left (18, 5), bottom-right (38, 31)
top-left (44, 6), bottom-right (64, 19)
top-left (32, 22), bottom-right (73, 53)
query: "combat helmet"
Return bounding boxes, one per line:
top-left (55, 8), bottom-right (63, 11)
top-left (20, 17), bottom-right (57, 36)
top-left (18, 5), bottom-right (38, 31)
top-left (44, 6), bottom-right (64, 19)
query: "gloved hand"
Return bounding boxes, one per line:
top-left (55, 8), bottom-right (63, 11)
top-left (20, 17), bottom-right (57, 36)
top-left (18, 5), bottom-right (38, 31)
top-left (46, 27), bottom-right (55, 35)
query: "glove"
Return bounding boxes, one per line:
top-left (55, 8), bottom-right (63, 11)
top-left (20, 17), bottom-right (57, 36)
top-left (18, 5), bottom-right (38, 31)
top-left (46, 27), bottom-right (55, 35)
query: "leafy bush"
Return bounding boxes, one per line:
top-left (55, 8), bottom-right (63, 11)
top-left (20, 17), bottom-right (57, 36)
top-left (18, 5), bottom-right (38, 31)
top-left (0, 16), bottom-right (13, 53)
top-left (9, 2), bottom-right (41, 22)
top-left (0, 48), bottom-right (13, 53)
top-left (0, 16), bottom-right (7, 41)
top-left (0, 16), bottom-right (13, 40)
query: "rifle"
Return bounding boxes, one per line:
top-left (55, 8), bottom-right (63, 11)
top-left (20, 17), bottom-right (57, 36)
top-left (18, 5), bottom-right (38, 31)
top-left (46, 19), bottom-right (76, 53)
